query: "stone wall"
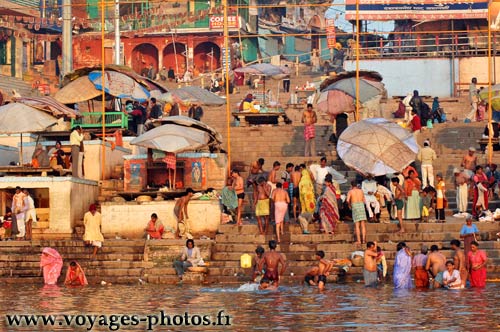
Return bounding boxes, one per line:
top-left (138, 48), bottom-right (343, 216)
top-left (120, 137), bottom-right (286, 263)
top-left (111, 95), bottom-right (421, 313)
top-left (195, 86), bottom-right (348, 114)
top-left (101, 199), bottom-right (221, 238)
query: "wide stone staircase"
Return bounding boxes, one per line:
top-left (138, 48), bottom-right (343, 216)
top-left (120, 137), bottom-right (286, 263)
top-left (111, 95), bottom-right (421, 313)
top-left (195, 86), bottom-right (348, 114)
top-left (0, 240), bottom-right (147, 284)
top-left (206, 221), bottom-right (500, 284)
top-left (415, 121), bottom-right (500, 213)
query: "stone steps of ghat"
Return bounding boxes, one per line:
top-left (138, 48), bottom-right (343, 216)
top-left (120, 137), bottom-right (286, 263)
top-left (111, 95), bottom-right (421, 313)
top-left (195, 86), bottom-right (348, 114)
top-left (214, 228), bottom-right (499, 245)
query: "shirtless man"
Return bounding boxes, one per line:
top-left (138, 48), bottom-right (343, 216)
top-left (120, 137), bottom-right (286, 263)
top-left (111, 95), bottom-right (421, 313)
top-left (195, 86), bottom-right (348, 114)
top-left (346, 180), bottom-right (367, 245)
top-left (258, 240), bottom-right (287, 286)
top-left (247, 158), bottom-right (266, 187)
top-left (302, 103), bottom-right (318, 157)
top-left (252, 246), bottom-right (265, 282)
top-left (450, 239), bottom-right (468, 288)
top-left (267, 161), bottom-right (281, 222)
top-left (425, 244), bottom-right (447, 288)
top-left (290, 165), bottom-right (302, 220)
top-left (364, 241), bottom-right (378, 287)
top-left (304, 250), bottom-right (333, 291)
top-left (254, 177), bottom-right (271, 234)
top-left (174, 188), bottom-right (194, 238)
top-left (391, 177), bottom-right (407, 233)
top-left (461, 147), bottom-right (478, 178)
top-left (258, 277), bottom-right (278, 291)
top-left (267, 161), bottom-right (281, 190)
top-left (271, 182), bottom-right (290, 243)
top-left (231, 169), bottom-right (245, 226)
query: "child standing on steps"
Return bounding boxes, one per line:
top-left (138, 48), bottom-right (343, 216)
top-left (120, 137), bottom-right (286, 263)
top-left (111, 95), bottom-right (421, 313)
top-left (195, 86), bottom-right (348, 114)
top-left (421, 187), bottom-right (433, 223)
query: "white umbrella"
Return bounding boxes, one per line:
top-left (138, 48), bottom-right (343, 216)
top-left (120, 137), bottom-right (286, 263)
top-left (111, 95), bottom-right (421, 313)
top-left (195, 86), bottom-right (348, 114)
top-left (0, 103), bottom-right (58, 164)
top-left (159, 86), bottom-right (226, 106)
top-left (130, 124), bottom-right (211, 153)
top-left (337, 118), bottom-right (419, 176)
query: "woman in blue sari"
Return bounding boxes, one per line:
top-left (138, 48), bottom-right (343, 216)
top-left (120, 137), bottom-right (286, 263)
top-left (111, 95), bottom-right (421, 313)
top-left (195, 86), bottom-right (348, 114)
top-left (393, 242), bottom-right (413, 289)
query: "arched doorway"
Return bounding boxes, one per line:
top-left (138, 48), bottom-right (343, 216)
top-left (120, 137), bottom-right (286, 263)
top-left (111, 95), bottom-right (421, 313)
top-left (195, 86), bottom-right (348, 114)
top-left (309, 15), bottom-right (324, 53)
top-left (193, 42), bottom-right (220, 74)
top-left (162, 42), bottom-right (187, 78)
top-left (131, 43), bottom-right (159, 75)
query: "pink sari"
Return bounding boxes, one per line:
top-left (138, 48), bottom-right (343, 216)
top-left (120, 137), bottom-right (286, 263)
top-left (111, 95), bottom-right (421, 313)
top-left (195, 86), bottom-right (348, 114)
top-left (64, 262), bottom-right (88, 286)
top-left (40, 248), bottom-right (63, 285)
top-left (468, 250), bottom-right (487, 288)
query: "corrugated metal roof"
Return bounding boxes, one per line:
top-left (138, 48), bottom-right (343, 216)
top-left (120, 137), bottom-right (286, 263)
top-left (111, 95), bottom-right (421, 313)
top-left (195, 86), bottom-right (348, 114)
top-left (0, 74), bottom-right (35, 99)
top-left (5, 0), bottom-right (39, 8)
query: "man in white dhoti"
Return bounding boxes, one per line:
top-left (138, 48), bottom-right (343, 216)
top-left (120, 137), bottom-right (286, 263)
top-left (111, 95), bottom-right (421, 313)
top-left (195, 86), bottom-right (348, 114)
top-left (362, 175), bottom-right (380, 222)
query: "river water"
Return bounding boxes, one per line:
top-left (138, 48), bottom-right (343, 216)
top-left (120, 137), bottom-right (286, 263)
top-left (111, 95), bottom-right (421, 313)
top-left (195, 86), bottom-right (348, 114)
top-left (1, 283), bottom-right (499, 331)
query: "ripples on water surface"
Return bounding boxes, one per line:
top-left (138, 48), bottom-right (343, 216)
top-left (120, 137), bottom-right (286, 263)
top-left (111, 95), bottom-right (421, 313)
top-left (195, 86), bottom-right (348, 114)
top-left (1, 283), bottom-right (500, 331)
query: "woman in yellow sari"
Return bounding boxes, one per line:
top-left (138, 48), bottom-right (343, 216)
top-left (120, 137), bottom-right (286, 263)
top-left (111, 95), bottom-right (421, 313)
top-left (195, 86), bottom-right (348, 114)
top-left (299, 167), bottom-right (316, 213)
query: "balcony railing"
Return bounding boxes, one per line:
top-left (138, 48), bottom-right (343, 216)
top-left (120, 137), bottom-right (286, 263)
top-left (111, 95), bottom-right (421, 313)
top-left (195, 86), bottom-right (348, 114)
top-left (346, 32), bottom-right (495, 60)
top-left (71, 112), bottom-right (128, 129)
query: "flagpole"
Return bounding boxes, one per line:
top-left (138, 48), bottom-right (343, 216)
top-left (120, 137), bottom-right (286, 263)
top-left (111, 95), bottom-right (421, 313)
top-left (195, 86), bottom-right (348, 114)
top-left (101, 0), bottom-right (107, 180)
top-left (488, 1), bottom-right (493, 164)
top-left (355, 0), bottom-right (360, 122)
top-left (223, 0), bottom-right (231, 173)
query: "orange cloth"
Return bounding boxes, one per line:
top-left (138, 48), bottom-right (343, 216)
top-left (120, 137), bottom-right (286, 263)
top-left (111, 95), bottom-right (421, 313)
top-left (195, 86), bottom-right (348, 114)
top-left (64, 262), bottom-right (88, 286)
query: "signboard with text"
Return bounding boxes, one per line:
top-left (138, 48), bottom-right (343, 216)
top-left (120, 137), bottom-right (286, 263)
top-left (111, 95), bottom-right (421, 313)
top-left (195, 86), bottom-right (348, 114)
top-left (209, 15), bottom-right (239, 29)
top-left (326, 19), bottom-right (336, 49)
top-left (345, 0), bottom-right (489, 21)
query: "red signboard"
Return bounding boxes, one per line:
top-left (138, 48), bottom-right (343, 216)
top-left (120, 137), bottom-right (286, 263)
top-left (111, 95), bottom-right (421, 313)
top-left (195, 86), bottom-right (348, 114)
top-left (326, 19), bottom-right (336, 49)
top-left (209, 15), bottom-right (239, 29)
top-left (345, 0), bottom-right (489, 21)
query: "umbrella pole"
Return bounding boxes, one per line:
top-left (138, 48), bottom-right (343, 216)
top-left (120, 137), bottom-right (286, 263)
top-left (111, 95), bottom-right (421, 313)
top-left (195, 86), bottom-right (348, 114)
top-left (173, 166), bottom-right (177, 190)
top-left (20, 133), bottom-right (23, 166)
top-left (263, 77), bottom-right (266, 106)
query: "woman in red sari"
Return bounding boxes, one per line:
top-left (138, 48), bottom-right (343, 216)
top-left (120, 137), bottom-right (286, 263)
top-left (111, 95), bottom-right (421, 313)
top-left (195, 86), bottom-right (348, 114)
top-left (468, 241), bottom-right (487, 288)
top-left (319, 175), bottom-right (339, 235)
top-left (64, 261), bottom-right (88, 286)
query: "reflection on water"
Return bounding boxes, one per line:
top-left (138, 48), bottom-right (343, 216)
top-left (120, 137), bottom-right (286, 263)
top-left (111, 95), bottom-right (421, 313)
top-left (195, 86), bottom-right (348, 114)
top-left (1, 283), bottom-right (500, 331)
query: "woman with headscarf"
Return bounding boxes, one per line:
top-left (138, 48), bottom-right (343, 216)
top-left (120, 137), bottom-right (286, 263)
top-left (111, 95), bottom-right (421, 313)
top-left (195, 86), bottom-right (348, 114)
top-left (319, 174), bottom-right (339, 235)
top-left (299, 165), bottom-right (316, 214)
top-left (404, 170), bottom-right (422, 220)
top-left (64, 261), bottom-right (88, 286)
top-left (393, 242), bottom-right (413, 289)
top-left (40, 247), bottom-right (63, 285)
top-left (32, 144), bottom-right (49, 168)
top-left (239, 94), bottom-right (257, 113)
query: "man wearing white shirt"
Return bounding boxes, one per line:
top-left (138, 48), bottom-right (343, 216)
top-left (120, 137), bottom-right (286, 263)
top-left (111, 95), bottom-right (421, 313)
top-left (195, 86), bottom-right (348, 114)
top-left (362, 175), bottom-right (380, 221)
top-left (417, 141), bottom-right (437, 188)
top-left (23, 189), bottom-right (37, 240)
top-left (309, 157), bottom-right (346, 197)
top-left (70, 126), bottom-right (84, 178)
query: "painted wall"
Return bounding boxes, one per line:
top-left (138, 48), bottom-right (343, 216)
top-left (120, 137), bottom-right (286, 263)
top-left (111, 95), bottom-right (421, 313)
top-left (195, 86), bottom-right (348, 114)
top-left (101, 199), bottom-right (221, 238)
top-left (0, 177), bottom-right (98, 235)
top-left (345, 57), bottom-right (458, 97)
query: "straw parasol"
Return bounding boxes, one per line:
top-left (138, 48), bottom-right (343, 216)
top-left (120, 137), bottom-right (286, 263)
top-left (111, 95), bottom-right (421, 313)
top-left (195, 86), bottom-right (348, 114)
top-left (54, 76), bottom-right (101, 104)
